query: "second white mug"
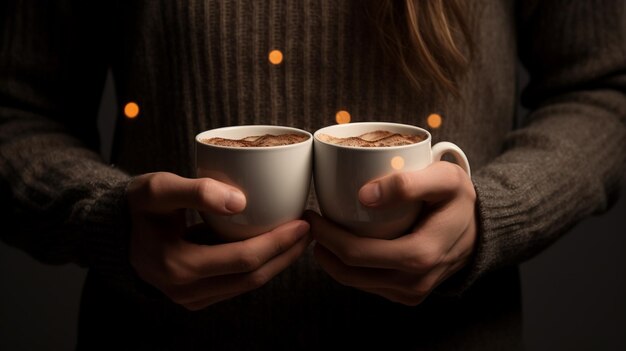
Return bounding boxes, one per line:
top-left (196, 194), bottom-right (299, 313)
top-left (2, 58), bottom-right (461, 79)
top-left (313, 122), bottom-right (471, 239)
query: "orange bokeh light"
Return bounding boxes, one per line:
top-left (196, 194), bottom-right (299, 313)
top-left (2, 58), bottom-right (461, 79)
top-left (427, 113), bottom-right (442, 129)
top-left (391, 156), bottom-right (405, 170)
top-left (124, 102), bottom-right (139, 119)
top-left (335, 110), bottom-right (351, 124)
top-left (269, 50), bottom-right (283, 65)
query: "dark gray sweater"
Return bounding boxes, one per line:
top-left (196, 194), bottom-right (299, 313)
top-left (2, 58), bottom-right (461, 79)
top-left (1, 0), bottom-right (625, 349)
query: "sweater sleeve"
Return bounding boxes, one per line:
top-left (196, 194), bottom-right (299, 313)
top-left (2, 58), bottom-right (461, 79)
top-left (0, 1), bottom-right (134, 289)
top-left (442, 0), bottom-right (626, 294)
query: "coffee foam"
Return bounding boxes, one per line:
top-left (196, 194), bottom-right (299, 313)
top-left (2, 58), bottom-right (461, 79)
top-left (317, 130), bottom-right (424, 147)
top-left (202, 133), bottom-right (308, 147)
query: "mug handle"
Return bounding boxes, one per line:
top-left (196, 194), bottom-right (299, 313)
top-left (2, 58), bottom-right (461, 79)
top-left (431, 142), bottom-right (471, 177)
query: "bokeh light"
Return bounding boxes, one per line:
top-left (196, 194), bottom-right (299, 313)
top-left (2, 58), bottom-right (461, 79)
top-left (391, 156), bottom-right (405, 170)
top-left (335, 110), bottom-right (351, 124)
top-left (427, 113), bottom-right (442, 129)
top-left (124, 102), bottom-right (139, 119)
top-left (269, 50), bottom-right (283, 65)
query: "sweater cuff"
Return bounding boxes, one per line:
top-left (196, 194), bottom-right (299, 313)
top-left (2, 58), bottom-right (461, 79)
top-left (78, 176), bottom-right (137, 292)
top-left (434, 178), bottom-right (511, 297)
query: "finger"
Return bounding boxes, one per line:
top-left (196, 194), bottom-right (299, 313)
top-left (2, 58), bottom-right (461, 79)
top-left (137, 172), bottom-right (246, 214)
top-left (181, 293), bottom-right (240, 311)
top-left (169, 220), bottom-right (310, 281)
top-left (314, 244), bottom-right (405, 289)
top-left (315, 245), bottom-right (436, 306)
top-left (361, 268), bottom-right (446, 306)
top-left (315, 244), bottom-right (438, 307)
top-left (358, 161), bottom-right (469, 207)
top-left (171, 234), bottom-right (312, 304)
top-left (359, 287), bottom-right (428, 306)
top-left (305, 211), bottom-right (414, 271)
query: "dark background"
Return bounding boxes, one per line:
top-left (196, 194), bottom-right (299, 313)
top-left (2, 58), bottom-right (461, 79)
top-left (1, 70), bottom-right (625, 350)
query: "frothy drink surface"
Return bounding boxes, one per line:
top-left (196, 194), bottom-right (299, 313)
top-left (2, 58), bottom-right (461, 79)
top-left (203, 133), bottom-right (308, 147)
top-left (318, 130), bottom-right (424, 147)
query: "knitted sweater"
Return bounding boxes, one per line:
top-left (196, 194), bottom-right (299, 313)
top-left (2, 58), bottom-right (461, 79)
top-left (1, 0), bottom-right (624, 349)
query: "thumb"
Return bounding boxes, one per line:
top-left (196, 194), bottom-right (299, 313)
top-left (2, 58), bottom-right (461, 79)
top-left (358, 162), bottom-right (467, 207)
top-left (129, 172), bottom-right (246, 214)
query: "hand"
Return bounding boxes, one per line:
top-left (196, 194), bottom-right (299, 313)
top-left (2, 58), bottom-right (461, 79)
top-left (127, 172), bottom-right (311, 311)
top-left (307, 161), bottom-right (476, 306)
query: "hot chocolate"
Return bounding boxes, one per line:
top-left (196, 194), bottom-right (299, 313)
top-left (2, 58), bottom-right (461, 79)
top-left (203, 133), bottom-right (309, 147)
top-left (317, 130), bottom-right (424, 147)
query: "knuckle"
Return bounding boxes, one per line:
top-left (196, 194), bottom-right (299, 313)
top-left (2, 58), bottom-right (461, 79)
top-left (443, 163), bottom-right (467, 190)
top-left (338, 246), bottom-right (362, 266)
top-left (409, 284), bottom-right (431, 298)
top-left (460, 172), bottom-right (477, 201)
top-left (236, 247), bottom-right (263, 272)
top-left (140, 172), bottom-right (172, 204)
top-left (194, 179), bottom-right (215, 206)
top-left (403, 295), bottom-right (425, 307)
top-left (403, 256), bottom-right (420, 272)
top-left (465, 184), bottom-right (477, 203)
top-left (386, 292), bottom-right (421, 306)
top-left (182, 302), bottom-right (206, 312)
top-left (245, 271), bottom-right (270, 290)
top-left (404, 257), bottom-right (423, 272)
top-left (273, 237), bottom-right (288, 255)
top-left (162, 257), bottom-right (195, 285)
top-left (145, 172), bottom-right (166, 195)
top-left (128, 172), bottom-right (170, 210)
top-left (452, 164), bottom-right (467, 186)
top-left (393, 173), bottom-right (415, 199)
top-left (405, 251), bottom-right (440, 272)
top-left (419, 252), bottom-right (440, 270)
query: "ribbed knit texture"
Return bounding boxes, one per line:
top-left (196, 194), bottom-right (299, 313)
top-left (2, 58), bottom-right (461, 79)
top-left (1, 0), bottom-right (625, 349)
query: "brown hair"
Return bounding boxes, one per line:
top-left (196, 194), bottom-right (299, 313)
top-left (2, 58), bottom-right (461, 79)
top-left (366, 0), bottom-right (472, 98)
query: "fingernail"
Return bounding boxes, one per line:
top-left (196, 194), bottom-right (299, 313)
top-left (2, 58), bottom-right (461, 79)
top-left (295, 221), bottom-right (310, 237)
top-left (359, 183), bottom-right (381, 205)
top-left (225, 190), bottom-right (246, 213)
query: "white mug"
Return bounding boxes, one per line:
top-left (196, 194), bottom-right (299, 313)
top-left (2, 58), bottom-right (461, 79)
top-left (195, 125), bottom-right (313, 242)
top-left (313, 122), bottom-right (471, 239)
